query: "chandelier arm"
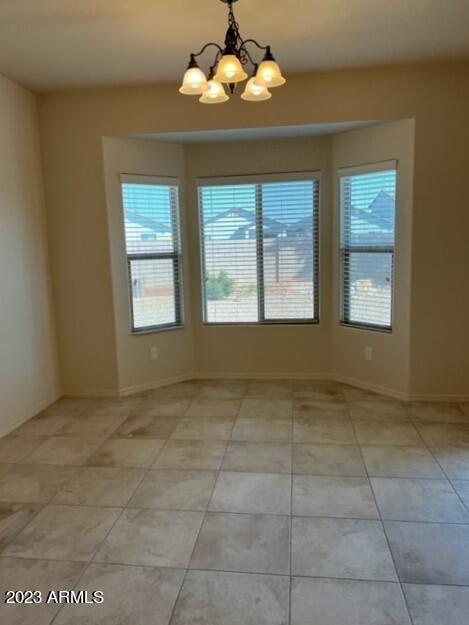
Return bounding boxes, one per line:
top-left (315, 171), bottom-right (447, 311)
top-left (191, 42), bottom-right (224, 59)
top-left (241, 39), bottom-right (270, 52)
top-left (237, 40), bottom-right (258, 70)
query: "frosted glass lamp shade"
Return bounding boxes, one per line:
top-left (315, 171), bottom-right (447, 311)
top-left (254, 60), bottom-right (286, 88)
top-left (241, 77), bottom-right (271, 101)
top-left (179, 67), bottom-right (209, 95)
top-left (214, 54), bottom-right (248, 83)
top-left (199, 79), bottom-right (229, 104)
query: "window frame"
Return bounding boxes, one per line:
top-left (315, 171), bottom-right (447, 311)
top-left (197, 171), bottom-right (321, 326)
top-left (338, 161), bottom-right (398, 333)
top-left (120, 174), bottom-right (184, 334)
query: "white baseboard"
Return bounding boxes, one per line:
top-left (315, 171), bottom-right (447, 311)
top-left (194, 371), bottom-right (333, 381)
top-left (63, 373), bottom-right (193, 399)
top-left (333, 374), bottom-right (409, 400)
top-left (61, 371), bottom-right (468, 403)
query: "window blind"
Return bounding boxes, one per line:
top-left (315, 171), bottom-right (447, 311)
top-left (339, 166), bottom-right (397, 330)
top-left (198, 177), bottom-right (319, 324)
top-left (121, 177), bottom-right (183, 332)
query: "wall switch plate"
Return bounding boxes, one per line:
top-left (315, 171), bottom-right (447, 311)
top-left (365, 346), bottom-right (373, 361)
top-left (150, 347), bottom-right (158, 361)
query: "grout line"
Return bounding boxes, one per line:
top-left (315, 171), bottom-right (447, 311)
top-left (167, 397), bottom-right (241, 625)
top-left (49, 504), bottom-right (127, 625)
top-left (349, 416), bottom-right (416, 625)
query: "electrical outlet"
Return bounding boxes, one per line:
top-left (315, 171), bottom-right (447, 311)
top-left (150, 347), bottom-right (158, 361)
top-left (364, 346), bottom-right (373, 361)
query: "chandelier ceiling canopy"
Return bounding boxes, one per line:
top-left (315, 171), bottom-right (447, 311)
top-left (179, 0), bottom-right (286, 104)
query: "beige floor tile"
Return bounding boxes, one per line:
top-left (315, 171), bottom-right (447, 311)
top-left (87, 438), bottom-right (166, 468)
top-left (114, 415), bottom-right (180, 439)
top-left (292, 516), bottom-right (397, 580)
top-left (196, 381), bottom-right (247, 400)
top-left (433, 447), bottom-right (469, 478)
top-left (416, 424), bottom-right (469, 448)
top-left (27, 436), bottom-right (103, 465)
top-left (450, 479), bottom-right (469, 508)
top-left (152, 440), bottom-right (227, 470)
top-left (407, 401), bottom-right (467, 424)
top-left (4, 504), bottom-right (121, 561)
top-left (222, 442), bottom-right (291, 473)
top-left (292, 443), bottom-right (366, 476)
top-left (371, 477), bottom-right (469, 522)
top-left (403, 583), bottom-right (469, 625)
top-left (294, 399), bottom-right (349, 420)
top-left (39, 398), bottom-right (92, 418)
top-left (0, 503), bottom-right (42, 549)
top-left (293, 418), bottom-right (356, 444)
top-left (293, 475), bottom-right (378, 518)
top-left (209, 471), bottom-right (291, 514)
top-left (185, 398), bottom-right (240, 418)
top-left (292, 383), bottom-right (345, 402)
top-left (87, 397), bottom-right (144, 417)
top-left (136, 397), bottom-right (191, 417)
top-left (238, 398), bottom-right (292, 419)
top-left (231, 417), bottom-right (292, 442)
top-left (354, 421), bottom-right (422, 446)
top-left (128, 469), bottom-right (217, 510)
top-left (361, 445), bottom-right (444, 477)
top-left (246, 381), bottom-right (292, 400)
top-left (171, 570), bottom-right (289, 625)
top-left (0, 436), bottom-right (45, 462)
top-left (95, 508), bottom-right (203, 567)
top-left (171, 417), bottom-right (234, 441)
top-left (53, 466), bottom-right (144, 506)
top-left (53, 563), bottom-right (184, 625)
top-left (0, 464), bottom-right (76, 503)
top-left (344, 387), bottom-right (394, 401)
top-left (0, 558), bottom-right (85, 625)
top-left (349, 400), bottom-right (410, 422)
top-left (292, 577), bottom-right (411, 625)
top-left (58, 415), bottom-right (126, 438)
top-left (385, 521), bottom-right (469, 584)
top-left (11, 415), bottom-right (71, 437)
top-left (190, 512), bottom-right (290, 574)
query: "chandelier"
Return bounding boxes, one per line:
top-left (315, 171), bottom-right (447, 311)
top-left (179, 0), bottom-right (286, 104)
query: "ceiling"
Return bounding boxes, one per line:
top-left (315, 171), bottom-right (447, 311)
top-left (0, 0), bottom-right (468, 91)
top-left (138, 121), bottom-right (381, 143)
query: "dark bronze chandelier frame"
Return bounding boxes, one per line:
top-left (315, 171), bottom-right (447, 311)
top-left (184, 0), bottom-right (278, 93)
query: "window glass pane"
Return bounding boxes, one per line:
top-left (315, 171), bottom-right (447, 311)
top-left (262, 181), bottom-right (317, 320)
top-left (129, 258), bottom-right (177, 329)
top-left (344, 252), bottom-right (393, 328)
top-left (122, 183), bottom-right (178, 254)
top-left (200, 185), bottom-right (258, 323)
top-left (199, 179), bottom-right (319, 324)
top-left (340, 168), bottom-right (396, 330)
top-left (341, 170), bottom-right (396, 248)
top-left (121, 180), bottom-right (182, 332)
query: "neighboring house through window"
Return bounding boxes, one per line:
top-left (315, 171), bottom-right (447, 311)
top-left (339, 162), bottom-right (397, 331)
top-left (198, 174), bottom-right (320, 324)
top-left (121, 175), bottom-right (183, 332)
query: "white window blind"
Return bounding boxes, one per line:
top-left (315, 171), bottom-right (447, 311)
top-left (339, 165), bottom-right (397, 330)
top-left (198, 177), bottom-right (320, 324)
top-left (121, 176), bottom-right (183, 332)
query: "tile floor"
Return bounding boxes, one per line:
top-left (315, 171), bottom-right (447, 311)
top-left (1, 379), bottom-right (469, 624)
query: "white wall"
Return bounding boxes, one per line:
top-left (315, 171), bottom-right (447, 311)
top-left (101, 124), bottom-right (415, 395)
top-left (102, 137), bottom-right (194, 393)
top-left (331, 119), bottom-right (415, 397)
top-left (0, 74), bottom-right (60, 435)
top-left (185, 136), bottom-right (333, 378)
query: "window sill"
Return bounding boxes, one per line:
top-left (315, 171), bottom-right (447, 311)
top-left (131, 324), bottom-right (185, 336)
top-left (339, 322), bottom-right (392, 334)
